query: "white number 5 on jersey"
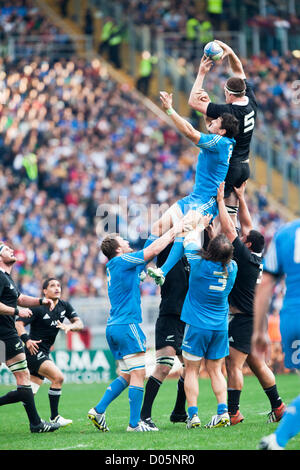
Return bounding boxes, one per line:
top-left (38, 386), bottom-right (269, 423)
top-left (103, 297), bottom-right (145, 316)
top-left (244, 110), bottom-right (255, 133)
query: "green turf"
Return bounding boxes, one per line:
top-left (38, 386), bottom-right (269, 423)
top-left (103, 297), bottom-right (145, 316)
top-left (0, 374), bottom-right (299, 450)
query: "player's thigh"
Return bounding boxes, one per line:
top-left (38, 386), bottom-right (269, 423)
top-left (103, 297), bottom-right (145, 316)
top-left (226, 346), bottom-right (248, 372)
top-left (38, 359), bottom-right (64, 383)
top-left (228, 313), bottom-right (253, 356)
top-left (152, 203), bottom-right (183, 235)
top-left (155, 315), bottom-right (185, 356)
top-left (6, 352), bottom-right (30, 385)
top-left (106, 324), bottom-right (146, 360)
top-left (224, 163), bottom-right (250, 199)
top-left (205, 330), bottom-right (229, 361)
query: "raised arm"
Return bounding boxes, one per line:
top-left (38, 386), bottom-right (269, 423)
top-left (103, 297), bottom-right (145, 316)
top-left (234, 182), bottom-right (253, 237)
top-left (160, 91), bottom-right (201, 144)
top-left (215, 40), bottom-right (246, 80)
top-left (217, 182), bottom-right (237, 242)
top-left (188, 55), bottom-right (213, 114)
top-left (144, 221), bottom-right (184, 261)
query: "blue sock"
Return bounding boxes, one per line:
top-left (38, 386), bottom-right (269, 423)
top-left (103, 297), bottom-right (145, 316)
top-left (160, 237), bottom-right (184, 276)
top-left (188, 406), bottom-right (198, 419)
top-left (275, 395), bottom-right (300, 448)
top-left (217, 403), bottom-right (228, 415)
top-left (129, 385), bottom-right (144, 428)
top-left (144, 234), bottom-right (158, 249)
top-left (95, 376), bottom-right (128, 413)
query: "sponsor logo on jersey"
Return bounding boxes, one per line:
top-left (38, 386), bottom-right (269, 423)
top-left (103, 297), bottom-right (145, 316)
top-left (43, 314), bottom-right (50, 320)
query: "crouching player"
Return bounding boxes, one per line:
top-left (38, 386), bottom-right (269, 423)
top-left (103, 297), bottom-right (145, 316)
top-left (88, 222), bottom-right (184, 432)
top-left (180, 226), bottom-right (237, 428)
top-left (16, 278), bottom-right (83, 427)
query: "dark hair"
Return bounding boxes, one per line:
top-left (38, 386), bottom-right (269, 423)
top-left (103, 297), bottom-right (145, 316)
top-left (199, 234), bottom-right (234, 273)
top-left (42, 278), bottom-right (59, 290)
top-left (101, 233), bottom-right (120, 260)
top-left (220, 113), bottom-right (240, 139)
top-left (225, 77), bottom-right (246, 98)
top-left (246, 230), bottom-right (265, 253)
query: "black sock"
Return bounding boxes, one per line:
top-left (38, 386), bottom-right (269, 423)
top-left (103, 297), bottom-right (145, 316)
top-left (172, 376), bottom-right (186, 415)
top-left (49, 388), bottom-right (62, 420)
top-left (17, 385), bottom-right (41, 426)
top-left (0, 388), bottom-right (20, 406)
top-left (227, 389), bottom-right (241, 414)
top-left (264, 385), bottom-right (282, 410)
top-left (140, 376), bottom-right (162, 420)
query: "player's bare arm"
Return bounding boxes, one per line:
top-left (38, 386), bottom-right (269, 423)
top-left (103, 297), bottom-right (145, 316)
top-left (144, 220), bottom-right (184, 261)
top-left (215, 40), bottom-right (246, 80)
top-left (0, 301), bottom-right (32, 318)
top-left (188, 56), bottom-right (213, 114)
top-left (18, 294), bottom-right (55, 311)
top-left (234, 182), bottom-right (253, 236)
top-left (160, 91), bottom-right (200, 144)
top-left (15, 320), bottom-right (41, 355)
top-left (56, 317), bottom-right (83, 333)
top-left (252, 272), bottom-right (276, 361)
top-left (217, 182), bottom-right (237, 242)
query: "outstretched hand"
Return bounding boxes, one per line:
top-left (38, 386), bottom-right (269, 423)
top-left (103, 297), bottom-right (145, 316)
top-left (160, 91), bottom-right (173, 110)
top-left (199, 55), bottom-right (213, 74)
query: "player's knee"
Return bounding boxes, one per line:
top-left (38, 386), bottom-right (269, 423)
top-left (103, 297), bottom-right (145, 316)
top-left (8, 359), bottom-right (29, 383)
top-left (156, 355), bottom-right (175, 376)
top-left (225, 205), bottom-right (239, 215)
top-left (53, 372), bottom-right (64, 387)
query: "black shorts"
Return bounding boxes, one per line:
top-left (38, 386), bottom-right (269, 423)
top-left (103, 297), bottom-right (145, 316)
top-left (0, 332), bottom-right (25, 361)
top-left (26, 349), bottom-right (50, 379)
top-left (155, 315), bottom-right (185, 356)
top-left (228, 313), bottom-right (253, 355)
top-left (225, 162), bottom-right (250, 199)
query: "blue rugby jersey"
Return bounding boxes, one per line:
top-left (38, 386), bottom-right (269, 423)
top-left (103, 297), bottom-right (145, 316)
top-left (106, 250), bottom-right (146, 326)
top-left (263, 219), bottom-right (300, 315)
top-left (181, 242), bottom-right (237, 331)
top-left (192, 133), bottom-right (235, 201)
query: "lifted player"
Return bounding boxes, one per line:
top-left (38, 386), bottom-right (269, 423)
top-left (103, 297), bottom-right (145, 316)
top-left (188, 40), bottom-right (257, 222)
top-left (146, 90), bottom-right (239, 287)
top-left (140, 242), bottom-right (190, 430)
top-left (0, 242), bottom-right (59, 433)
top-left (16, 278), bottom-right (83, 427)
top-left (217, 182), bottom-right (285, 424)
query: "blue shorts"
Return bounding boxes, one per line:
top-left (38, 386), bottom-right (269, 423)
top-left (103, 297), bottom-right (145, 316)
top-left (177, 194), bottom-right (218, 219)
top-left (106, 323), bottom-right (146, 360)
top-left (182, 324), bottom-right (229, 360)
top-left (280, 314), bottom-right (300, 370)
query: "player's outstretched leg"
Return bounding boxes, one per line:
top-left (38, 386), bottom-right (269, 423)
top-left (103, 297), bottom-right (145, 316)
top-left (258, 395), bottom-right (300, 450)
top-left (88, 375), bottom-right (129, 432)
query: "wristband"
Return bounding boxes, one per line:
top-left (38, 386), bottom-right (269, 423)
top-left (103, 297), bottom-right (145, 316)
top-left (39, 298), bottom-right (44, 305)
top-left (14, 307), bottom-right (19, 316)
top-left (166, 108), bottom-right (174, 116)
top-left (20, 333), bottom-right (30, 344)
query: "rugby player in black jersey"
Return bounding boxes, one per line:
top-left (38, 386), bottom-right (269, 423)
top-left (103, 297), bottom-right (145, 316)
top-left (188, 40), bottom-right (257, 222)
top-left (0, 242), bottom-right (60, 433)
top-left (216, 182), bottom-right (286, 425)
top-left (140, 244), bottom-right (190, 430)
top-left (16, 278), bottom-right (83, 427)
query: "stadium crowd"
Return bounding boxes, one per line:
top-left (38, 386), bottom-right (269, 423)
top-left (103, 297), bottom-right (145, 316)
top-left (0, 55), bottom-right (286, 306)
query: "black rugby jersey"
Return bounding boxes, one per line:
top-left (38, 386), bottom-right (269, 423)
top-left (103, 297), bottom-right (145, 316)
top-left (157, 243), bottom-right (190, 317)
top-left (229, 237), bottom-right (263, 316)
top-left (17, 299), bottom-right (79, 353)
top-left (206, 80), bottom-right (257, 164)
top-left (0, 269), bottom-right (20, 339)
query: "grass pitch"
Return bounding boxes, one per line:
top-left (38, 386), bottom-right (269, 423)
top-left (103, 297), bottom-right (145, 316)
top-left (0, 373), bottom-right (299, 451)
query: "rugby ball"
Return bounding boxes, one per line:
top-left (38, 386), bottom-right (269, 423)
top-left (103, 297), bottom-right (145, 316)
top-left (204, 41), bottom-right (223, 61)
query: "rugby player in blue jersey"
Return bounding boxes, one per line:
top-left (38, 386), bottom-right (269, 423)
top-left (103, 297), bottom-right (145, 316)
top-left (146, 90), bottom-right (239, 287)
top-left (180, 224), bottom-right (237, 429)
top-left (252, 219), bottom-right (300, 450)
top-left (88, 221), bottom-right (187, 432)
